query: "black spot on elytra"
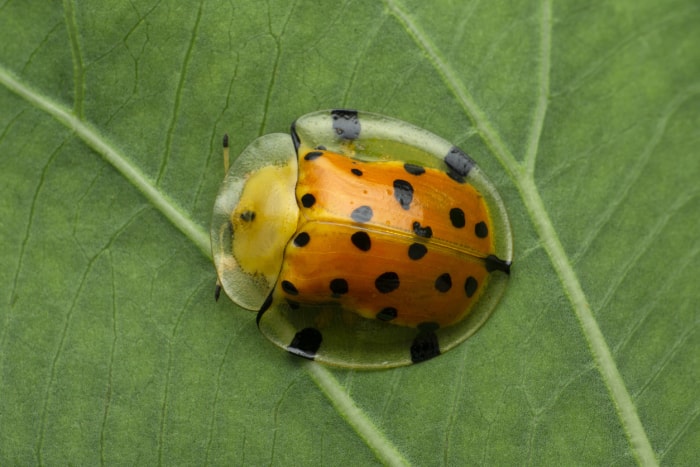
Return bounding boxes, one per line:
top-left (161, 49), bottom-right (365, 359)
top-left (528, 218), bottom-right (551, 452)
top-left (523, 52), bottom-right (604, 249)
top-left (445, 146), bottom-right (475, 179)
top-left (281, 280), bottom-right (299, 295)
top-left (351, 205), bottom-right (373, 223)
top-left (485, 255), bottom-right (511, 274)
top-left (376, 307), bottom-right (397, 321)
top-left (304, 151), bottom-right (323, 161)
top-left (413, 222), bottom-right (433, 238)
top-left (449, 208), bottom-right (465, 228)
top-left (351, 231), bottom-right (371, 251)
top-left (301, 193), bottom-right (316, 208)
top-left (331, 109), bottom-right (360, 140)
top-left (393, 179), bottom-right (414, 210)
top-left (447, 171), bottom-right (466, 184)
top-left (375, 272), bottom-right (400, 293)
top-left (287, 327), bottom-right (323, 360)
top-left (351, 168), bottom-right (363, 176)
top-left (408, 243), bottom-right (427, 260)
top-left (330, 278), bottom-right (349, 296)
top-left (403, 163), bottom-right (425, 176)
top-left (410, 329), bottom-right (440, 363)
top-left (475, 221), bottom-right (488, 238)
top-left (293, 232), bottom-right (310, 247)
top-left (464, 276), bottom-right (478, 297)
top-left (435, 273), bottom-right (452, 292)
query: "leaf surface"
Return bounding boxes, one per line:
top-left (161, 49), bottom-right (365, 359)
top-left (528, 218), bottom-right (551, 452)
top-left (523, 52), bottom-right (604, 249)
top-left (1, 1), bottom-right (698, 465)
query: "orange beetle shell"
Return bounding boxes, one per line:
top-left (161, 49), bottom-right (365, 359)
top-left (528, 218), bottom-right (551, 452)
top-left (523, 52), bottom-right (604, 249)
top-left (276, 149), bottom-right (501, 328)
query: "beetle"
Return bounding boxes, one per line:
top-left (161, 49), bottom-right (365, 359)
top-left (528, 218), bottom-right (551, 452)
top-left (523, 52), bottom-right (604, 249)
top-left (211, 110), bottom-right (512, 368)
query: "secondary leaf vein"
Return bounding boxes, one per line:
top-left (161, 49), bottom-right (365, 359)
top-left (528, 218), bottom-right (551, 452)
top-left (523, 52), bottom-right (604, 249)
top-left (524, 0), bottom-right (552, 175)
top-left (573, 85), bottom-right (700, 264)
top-left (158, 0), bottom-right (204, 185)
top-left (62, 0), bottom-right (85, 118)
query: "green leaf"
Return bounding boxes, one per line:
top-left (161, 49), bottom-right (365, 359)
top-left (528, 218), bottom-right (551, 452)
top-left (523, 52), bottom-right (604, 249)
top-left (1, 0), bottom-right (698, 465)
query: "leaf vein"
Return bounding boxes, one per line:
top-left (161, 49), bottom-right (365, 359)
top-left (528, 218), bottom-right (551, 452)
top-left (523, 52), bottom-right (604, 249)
top-left (22, 21), bottom-right (64, 75)
top-left (96, 212), bottom-right (145, 464)
top-left (158, 277), bottom-right (203, 465)
top-left (204, 334), bottom-right (237, 466)
top-left (524, 0), bottom-right (552, 174)
top-left (552, 8), bottom-right (698, 99)
top-left (99, 251), bottom-right (117, 467)
top-left (340, 13), bottom-right (386, 107)
top-left (597, 189), bottom-right (700, 312)
top-left (614, 244), bottom-right (700, 359)
top-left (443, 361), bottom-right (468, 464)
top-left (1, 134), bottom-right (64, 361)
top-left (157, 0), bottom-right (205, 185)
top-left (36, 210), bottom-right (139, 464)
top-left (661, 403), bottom-right (700, 461)
top-left (635, 323), bottom-right (695, 401)
top-left (196, 53), bottom-right (240, 211)
top-left (258, 0), bottom-right (297, 136)
top-left (62, 0), bottom-right (85, 117)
